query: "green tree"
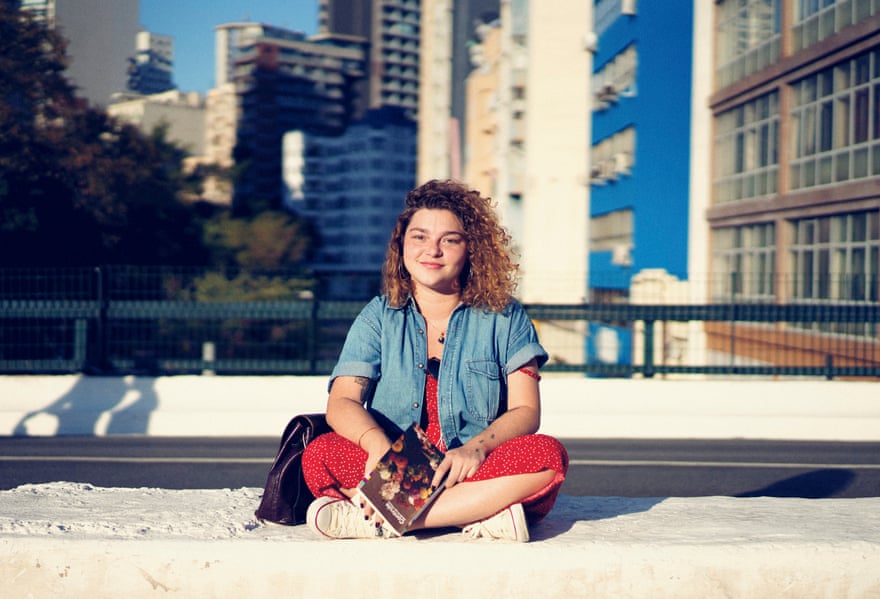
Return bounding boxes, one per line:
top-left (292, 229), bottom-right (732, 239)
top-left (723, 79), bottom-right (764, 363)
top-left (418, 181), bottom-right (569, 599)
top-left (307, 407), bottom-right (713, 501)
top-left (0, 5), bottom-right (207, 266)
top-left (196, 210), bottom-right (314, 300)
top-left (0, 4), bottom-right (94, 265)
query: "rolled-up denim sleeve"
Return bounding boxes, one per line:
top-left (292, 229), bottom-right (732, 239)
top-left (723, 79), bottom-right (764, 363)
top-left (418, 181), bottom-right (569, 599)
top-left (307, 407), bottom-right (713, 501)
top-left (506, 342), bottom-right (548, 374)
top-left (327, 298), bottom-right (383, 392)
top-left (504, 301), bottom-right (548, 373)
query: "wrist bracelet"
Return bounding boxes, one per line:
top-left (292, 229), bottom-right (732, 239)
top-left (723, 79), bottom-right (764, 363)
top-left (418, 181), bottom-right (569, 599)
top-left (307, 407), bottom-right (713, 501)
top-left (357, 426), bottom-right (381, 449)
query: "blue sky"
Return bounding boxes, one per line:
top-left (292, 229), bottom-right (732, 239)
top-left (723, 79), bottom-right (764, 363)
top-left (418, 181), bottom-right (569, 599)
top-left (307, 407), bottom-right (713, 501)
top-left (140, 0), bottom-right (319, 93)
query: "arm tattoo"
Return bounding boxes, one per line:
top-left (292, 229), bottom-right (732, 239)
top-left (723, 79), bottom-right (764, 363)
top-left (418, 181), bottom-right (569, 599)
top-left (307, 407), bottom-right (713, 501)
top-left (351, 376), bottom-right (370, 401)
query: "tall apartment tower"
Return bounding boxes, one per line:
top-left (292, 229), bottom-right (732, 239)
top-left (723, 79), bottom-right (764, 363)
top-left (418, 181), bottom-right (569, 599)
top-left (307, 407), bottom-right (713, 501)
top-left (589, 1), bottom-right (694, 296)
top-left (318, 0), bottom-right (420, 118)
top-left (214, 23), bottom-right (308, 89)
top-left (19, 0), bottom-right (140, 106)
top-left (209, 22), bottom-right (367, 212)
top-left (127, 30), bottom-right (175, 95)
top-left (417, 0), bottom-right (500, 181)
top-left (287, 107), bottom-right (417, 299)
top-left (459, 0), bottom-right (589, 365)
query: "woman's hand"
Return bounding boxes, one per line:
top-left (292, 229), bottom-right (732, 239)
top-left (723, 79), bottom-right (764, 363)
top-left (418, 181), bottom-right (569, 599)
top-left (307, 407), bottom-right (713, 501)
top-left (356, 441), bottom-right (392, 527)
top-left (430, 358), bottom-right (543, 490)
top-left (432, 441), bottom-right (487, 489)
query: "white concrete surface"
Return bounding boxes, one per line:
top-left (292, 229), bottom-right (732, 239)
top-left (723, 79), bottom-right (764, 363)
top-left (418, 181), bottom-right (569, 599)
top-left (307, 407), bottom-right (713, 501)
top-left (1, 483), bottom-right (879, 598)
top-left (2, 375), bottom-right (880, 440)
top-left (2, 375), bottom-right (879, 598)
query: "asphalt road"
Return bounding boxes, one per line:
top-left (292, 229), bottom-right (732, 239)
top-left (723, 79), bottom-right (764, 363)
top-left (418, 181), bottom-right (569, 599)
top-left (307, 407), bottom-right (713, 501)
top-left (1, 437), bottom-right (879, 498)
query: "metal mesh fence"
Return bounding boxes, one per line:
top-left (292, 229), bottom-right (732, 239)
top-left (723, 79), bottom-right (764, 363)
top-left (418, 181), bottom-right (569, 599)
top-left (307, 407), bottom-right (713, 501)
top-left (1, 267), bottom-right (878, 378)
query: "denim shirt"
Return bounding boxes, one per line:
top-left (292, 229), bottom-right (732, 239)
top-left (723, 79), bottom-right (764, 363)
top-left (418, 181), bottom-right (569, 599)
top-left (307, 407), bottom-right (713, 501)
top-left (328, 295), bottom-right (548, 449)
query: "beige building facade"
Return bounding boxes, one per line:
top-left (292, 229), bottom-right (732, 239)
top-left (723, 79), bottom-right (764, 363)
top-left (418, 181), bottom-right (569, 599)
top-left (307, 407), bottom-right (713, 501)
top-left (108, 90), bottom-right (206, 156)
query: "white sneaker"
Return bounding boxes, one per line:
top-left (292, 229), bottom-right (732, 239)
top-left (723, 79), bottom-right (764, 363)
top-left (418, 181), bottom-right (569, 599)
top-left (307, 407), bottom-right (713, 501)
top-left (462, 503), bottom-right (529, 542)
top-left (306, 496), bottom-right (395, 539)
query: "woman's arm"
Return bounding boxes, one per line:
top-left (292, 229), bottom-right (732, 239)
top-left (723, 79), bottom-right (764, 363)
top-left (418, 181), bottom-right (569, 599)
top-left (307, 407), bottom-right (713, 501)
top-left (432, 358), bottom-right (541, 488)
top-left (326, 376), bottom-right (392, 477)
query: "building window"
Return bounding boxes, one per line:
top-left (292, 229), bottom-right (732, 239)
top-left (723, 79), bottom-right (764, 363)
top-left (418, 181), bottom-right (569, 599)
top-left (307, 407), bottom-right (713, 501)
top-left (595, 0), bottom-right (638, 36)
top-left (788, 211), bottom-right (879, 337)
top-left (788, 211), bottom-right (879, 303)
top-left (591, 208), bottom-right (633, 251)
top-left (792, 0), bottom-right (880, 52)
top-left (712, 223), bottom-right (776, 302)
top-left (716, 0), bottom-right (781, 88)
top-left (591, 127), bottom-right (635, 184)
top-left (790, 49), bottom-right (880, 190)
top-left (714, 92), bottom-right (779, 204)
top-left (592, 44), bottom-right (637, 111)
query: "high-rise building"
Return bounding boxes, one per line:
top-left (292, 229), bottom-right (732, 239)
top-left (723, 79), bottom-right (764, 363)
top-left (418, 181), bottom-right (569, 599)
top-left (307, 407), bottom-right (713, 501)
top-left (417, 0), bottom-right (499, 181)
top-left (211, 23), bottom-right (367, 212)
top-left (214, 23), bottom-right (310, 89)
top-left (318, 0), bottom-right (421, 118)
top-left (459, 0), bottom-right (589, 366)
top-left (589, 1), bottom-right (694, 295)
top-left (286, 107), bottom-right (417, 299)
top-left (704, 1), bottom-right (880, 365)
top-left (213, 10), bottom-right (422, 298)
top-left (127, 30), bottom-right (175, 96)
top-left (19, 0), bottom-right (139, 107)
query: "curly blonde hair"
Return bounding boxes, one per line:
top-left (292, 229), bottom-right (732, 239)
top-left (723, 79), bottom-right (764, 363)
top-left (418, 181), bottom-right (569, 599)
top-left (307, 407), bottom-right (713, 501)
top-left (381, 179), bottom-right (518, 312)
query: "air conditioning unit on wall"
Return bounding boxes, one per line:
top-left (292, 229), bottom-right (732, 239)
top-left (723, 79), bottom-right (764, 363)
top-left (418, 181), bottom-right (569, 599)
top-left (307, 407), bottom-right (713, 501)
top-left (614, 152), bottom-right (631, 175)
top-left (611, 243), bottom-right (633, 267)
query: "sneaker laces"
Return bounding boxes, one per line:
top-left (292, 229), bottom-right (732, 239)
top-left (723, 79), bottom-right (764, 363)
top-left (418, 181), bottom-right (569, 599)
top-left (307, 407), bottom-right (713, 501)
top-left (325, 500), bottom-right (394, 539)
top-left (462, 504), bottom-right (528, 542)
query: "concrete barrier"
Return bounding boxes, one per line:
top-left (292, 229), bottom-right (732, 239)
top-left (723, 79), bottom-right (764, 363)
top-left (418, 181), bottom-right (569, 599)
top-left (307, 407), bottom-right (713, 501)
top-left (3, 374), bottom-right (880, 440)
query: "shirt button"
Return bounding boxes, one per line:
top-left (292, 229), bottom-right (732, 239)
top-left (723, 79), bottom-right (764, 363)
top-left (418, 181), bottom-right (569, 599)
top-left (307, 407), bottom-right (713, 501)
top-left (412, 402), bottom-right (419, 409)
top-left (417, 362), bottom-right (424, 369)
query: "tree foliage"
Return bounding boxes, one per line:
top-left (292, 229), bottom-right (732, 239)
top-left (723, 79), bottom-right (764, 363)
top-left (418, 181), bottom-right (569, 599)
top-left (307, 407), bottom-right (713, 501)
top-left (0, 6), bottom-right (206, 266)
top-left (195, 210), bottom-right (314, 300)
top-left (0, 5), bottom-right (316, 301)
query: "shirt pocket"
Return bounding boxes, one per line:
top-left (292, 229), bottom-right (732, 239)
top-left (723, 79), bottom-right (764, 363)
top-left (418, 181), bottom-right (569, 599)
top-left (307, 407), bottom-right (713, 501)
top-left (463, 359), bottom-right (501, 422)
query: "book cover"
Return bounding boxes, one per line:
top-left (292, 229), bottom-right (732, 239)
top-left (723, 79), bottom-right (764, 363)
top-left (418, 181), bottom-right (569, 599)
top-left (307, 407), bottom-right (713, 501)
top-left (357, 422), bottom-right (446, 536)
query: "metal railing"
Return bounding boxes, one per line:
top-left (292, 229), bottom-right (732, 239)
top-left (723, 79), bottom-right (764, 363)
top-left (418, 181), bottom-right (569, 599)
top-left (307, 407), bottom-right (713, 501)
top-left (1, 267), bottom-right (878, 378)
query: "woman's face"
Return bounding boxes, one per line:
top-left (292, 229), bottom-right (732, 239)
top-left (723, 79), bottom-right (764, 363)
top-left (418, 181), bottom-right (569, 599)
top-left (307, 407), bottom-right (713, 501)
top-left (402, 208), bottom-right (468, 296)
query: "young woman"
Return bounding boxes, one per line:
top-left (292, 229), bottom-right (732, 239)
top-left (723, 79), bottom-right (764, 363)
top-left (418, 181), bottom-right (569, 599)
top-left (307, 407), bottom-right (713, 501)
top-left (302, 179), bottom-right (568, 541)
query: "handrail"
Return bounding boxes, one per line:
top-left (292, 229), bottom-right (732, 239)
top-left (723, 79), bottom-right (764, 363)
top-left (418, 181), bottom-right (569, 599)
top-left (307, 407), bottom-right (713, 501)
top-left (1, 299), bottom-right (878, 378)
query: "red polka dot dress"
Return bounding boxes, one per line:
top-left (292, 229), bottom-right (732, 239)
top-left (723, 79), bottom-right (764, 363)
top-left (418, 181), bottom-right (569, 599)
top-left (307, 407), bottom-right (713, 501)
top-left (302, 368), bottom-right (569, 523)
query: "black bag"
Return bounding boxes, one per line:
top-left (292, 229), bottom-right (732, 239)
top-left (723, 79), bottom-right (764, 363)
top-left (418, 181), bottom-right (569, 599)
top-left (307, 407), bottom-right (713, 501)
top-left (255, 412), bottom-right (331, 525)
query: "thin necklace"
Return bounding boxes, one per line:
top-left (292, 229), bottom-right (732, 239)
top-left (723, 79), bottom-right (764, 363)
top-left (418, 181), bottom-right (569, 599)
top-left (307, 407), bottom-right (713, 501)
top-left (424, 318), bottom-right (447, 344)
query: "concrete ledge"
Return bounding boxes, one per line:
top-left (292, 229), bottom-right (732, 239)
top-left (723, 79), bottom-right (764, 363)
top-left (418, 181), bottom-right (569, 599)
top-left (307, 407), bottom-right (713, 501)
top-left (3, 375), bottom-right (880, 441)
top-left (2, 484), bottom-right (879, 598)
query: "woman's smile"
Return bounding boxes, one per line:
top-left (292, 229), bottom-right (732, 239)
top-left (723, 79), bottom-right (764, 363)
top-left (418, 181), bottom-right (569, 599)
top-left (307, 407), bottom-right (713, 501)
top-left (403, 209), bottom-right (468, 294)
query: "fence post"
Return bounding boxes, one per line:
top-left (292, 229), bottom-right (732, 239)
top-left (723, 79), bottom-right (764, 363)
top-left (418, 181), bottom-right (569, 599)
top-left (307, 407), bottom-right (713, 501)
top-left (643, 319), bottom-right (655, 378)
top-left (308, 299), bottom-right (319, 375)
top-left (73, 318), bottom-right (88, 369)
top-left (729, 271), bottom-right (738, 374)
top-left (86, 266), bottom-right (110, 374)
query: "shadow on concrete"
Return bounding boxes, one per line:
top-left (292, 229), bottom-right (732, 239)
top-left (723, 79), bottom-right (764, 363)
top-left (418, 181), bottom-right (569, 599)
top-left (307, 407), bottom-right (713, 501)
top-left (12, 377), bottom-right (158, 436)
top-left (530, 495), bottom-right (665, 540)
top-left (736, 468), bottom-right (856, 499)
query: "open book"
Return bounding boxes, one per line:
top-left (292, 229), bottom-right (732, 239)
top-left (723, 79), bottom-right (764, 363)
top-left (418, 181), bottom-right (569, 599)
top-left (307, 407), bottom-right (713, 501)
top-left (357, 423), bottom-right (446, 536)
